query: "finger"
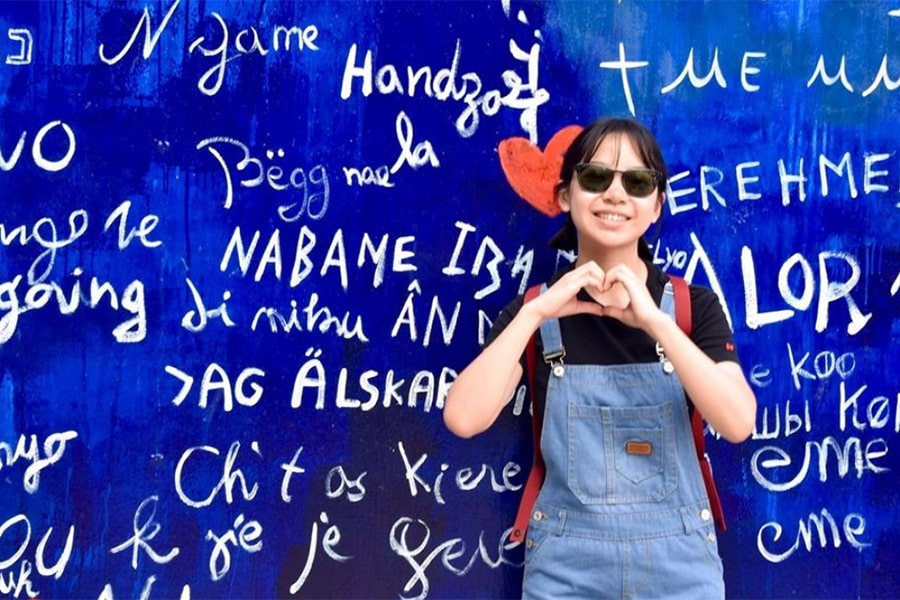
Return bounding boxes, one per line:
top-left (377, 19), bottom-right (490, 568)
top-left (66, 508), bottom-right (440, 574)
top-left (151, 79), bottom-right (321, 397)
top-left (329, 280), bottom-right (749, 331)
top-left (571, 300), bottom-right (608, 318)
top-left (566, 268), bottom-right (607, 295)
top-left (603, 263), bottom-right (633, 284)
top-left (604, 265), bottom-right (641, 294)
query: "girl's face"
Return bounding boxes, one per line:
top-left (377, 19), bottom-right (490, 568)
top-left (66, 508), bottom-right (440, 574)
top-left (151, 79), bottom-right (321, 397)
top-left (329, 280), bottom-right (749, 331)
top-left (557, 132), bottom-right (663, 258)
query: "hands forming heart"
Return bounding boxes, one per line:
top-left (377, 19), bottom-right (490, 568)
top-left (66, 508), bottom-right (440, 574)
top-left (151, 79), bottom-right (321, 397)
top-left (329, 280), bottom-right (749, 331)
top-left (583, 280), bottom-right (631, 310)
top-left (533, 261), bottom-right (660, 332)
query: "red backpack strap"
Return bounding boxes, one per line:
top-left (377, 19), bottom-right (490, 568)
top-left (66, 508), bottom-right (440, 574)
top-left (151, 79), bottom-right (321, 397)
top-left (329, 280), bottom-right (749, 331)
top-left (510, 284), bottom-right (545, 543)
top-left (669, 275), bottom-right (727, 531)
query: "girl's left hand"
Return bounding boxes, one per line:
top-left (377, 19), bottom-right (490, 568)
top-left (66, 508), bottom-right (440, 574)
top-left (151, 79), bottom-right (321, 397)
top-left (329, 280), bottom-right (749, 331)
top-left (585, 263), bottom-right (666, 332)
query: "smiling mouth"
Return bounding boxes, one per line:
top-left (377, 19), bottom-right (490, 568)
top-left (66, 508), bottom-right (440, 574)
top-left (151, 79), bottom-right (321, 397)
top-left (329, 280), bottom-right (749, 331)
top-left (595, 212), bottom-right (629, 222)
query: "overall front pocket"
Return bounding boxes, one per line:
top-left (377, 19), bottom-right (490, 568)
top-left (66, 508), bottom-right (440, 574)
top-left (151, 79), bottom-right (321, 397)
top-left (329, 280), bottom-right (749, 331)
top-left (567, 402), bottom-right (677, 504)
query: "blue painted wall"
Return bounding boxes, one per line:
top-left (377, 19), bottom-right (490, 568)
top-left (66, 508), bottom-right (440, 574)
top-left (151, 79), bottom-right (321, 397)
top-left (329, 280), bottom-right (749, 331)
top-left (1, 1), bottom-right (899, 598)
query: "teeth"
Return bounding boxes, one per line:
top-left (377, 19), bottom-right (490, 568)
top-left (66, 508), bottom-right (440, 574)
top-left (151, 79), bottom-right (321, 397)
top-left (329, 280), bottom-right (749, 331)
top-left (597, 213), bottom-right (627, 222)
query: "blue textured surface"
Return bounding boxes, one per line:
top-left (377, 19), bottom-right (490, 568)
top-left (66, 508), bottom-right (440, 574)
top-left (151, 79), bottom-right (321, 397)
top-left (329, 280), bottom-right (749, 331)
top-left (1, 1), bottom-right (898, 597)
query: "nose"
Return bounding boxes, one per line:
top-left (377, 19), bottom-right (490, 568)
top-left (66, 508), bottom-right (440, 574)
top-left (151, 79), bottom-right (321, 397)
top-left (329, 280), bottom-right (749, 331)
top-left (602, 173), bottom-right (629, 202)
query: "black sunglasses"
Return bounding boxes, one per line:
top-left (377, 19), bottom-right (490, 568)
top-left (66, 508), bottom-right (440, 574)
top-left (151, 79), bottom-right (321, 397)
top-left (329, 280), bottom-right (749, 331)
top-left (573, 163), bottom-right (661, 197)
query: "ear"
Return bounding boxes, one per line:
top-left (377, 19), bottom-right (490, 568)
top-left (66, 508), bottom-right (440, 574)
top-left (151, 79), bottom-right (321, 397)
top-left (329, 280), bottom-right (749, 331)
top-left (652, 192), bottom-right (664, 222)
top-left (557, 185), bottom-right (571, 213)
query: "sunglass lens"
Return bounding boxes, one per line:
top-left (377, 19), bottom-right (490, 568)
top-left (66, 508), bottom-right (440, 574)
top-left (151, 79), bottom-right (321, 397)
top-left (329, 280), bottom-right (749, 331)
top-left (577, 165), bottom-right (613, 192)
top-left (622, 171), bottom-right (657, 196)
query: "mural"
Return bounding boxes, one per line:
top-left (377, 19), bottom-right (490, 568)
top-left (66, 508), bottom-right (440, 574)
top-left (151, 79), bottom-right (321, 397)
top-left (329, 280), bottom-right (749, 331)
top-left (1, 0), bottom-right (898, 598)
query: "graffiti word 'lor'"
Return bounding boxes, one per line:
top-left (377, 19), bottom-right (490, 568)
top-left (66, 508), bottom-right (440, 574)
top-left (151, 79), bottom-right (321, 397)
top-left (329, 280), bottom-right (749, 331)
top-left (742, 247), bottom-right (871, 335)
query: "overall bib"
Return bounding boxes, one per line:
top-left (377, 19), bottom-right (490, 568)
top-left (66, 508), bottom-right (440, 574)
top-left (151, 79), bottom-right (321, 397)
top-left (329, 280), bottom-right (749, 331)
top-left (522, 283), bottom-right (724, 599)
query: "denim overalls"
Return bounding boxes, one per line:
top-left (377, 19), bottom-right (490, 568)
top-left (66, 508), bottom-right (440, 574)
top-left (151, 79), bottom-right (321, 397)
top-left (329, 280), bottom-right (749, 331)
top-left (522, 282), bottom-right (724, 599)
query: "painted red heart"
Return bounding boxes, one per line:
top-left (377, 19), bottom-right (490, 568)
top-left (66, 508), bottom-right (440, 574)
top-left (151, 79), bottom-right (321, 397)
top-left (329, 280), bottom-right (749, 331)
top-left (498, 125), bottom-right (583, 217)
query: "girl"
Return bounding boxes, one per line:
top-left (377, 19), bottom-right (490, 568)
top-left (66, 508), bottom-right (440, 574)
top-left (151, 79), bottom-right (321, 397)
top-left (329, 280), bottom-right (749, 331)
top-left (444, 117), bottom-right (756, 598)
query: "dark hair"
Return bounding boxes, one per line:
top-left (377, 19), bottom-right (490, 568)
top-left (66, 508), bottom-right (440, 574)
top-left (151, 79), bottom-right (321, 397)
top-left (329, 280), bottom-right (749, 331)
top-left (548, 117), bottom-right (668, 260)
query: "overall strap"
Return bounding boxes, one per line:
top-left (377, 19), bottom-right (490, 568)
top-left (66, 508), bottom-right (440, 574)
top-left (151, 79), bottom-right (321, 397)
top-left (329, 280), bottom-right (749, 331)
top-left (669, 275), bottom-right (727, 531)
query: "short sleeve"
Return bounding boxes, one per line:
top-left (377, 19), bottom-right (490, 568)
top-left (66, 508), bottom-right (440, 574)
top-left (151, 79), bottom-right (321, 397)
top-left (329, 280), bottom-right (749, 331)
top-left (690, 285), bottom-right (741, 364)
top-left (483, 294), bottom-right (530, 373)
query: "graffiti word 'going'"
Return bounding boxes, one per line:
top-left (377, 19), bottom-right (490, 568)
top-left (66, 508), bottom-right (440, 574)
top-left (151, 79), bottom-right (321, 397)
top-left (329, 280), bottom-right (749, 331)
top-left (0, 270), bottom-right (146, 345)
